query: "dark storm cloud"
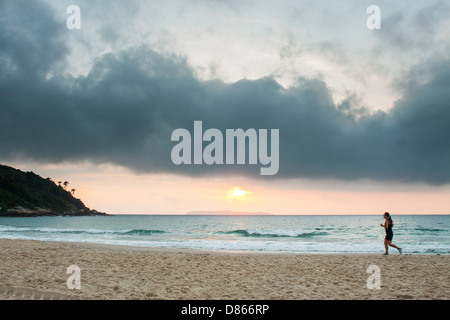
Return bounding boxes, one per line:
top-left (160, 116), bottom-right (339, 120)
top-left (377, 1), bottom-right (450, 51)
top-left (1, 1), bottom-right (450, 184)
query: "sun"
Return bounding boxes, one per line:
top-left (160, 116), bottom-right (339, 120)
top-left (227, 187), bottom-right (250, 201)
top-left (231, 188), bottom-right (246, 197)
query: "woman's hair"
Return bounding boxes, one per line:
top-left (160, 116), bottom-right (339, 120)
top-left (384, 212), bottom-right (394, 227)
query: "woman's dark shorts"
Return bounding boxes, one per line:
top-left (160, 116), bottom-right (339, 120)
top-left (385, 230), bottom-right (393, 241)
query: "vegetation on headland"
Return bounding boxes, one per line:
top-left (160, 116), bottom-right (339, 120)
top-left (0, 164), bottom-right (107, 217)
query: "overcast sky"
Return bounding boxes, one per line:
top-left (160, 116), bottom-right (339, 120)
top-left (1, 0), bottom-right (450, 213)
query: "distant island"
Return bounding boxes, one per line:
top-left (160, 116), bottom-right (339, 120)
top-left (0, 164), bottom-right (107, 217)
top-left (187, 210), bottom-right (273, 216)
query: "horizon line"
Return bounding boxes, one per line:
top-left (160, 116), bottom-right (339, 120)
top-left (105, 213), bottom-right (450, 216)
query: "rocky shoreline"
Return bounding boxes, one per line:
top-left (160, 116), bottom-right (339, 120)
top-left (0, 206), bottom-right (108, 217)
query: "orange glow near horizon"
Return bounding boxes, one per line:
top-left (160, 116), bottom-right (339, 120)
top-left (226, 187), bottom-right (256, 208)
top-left (3, 161), bottom-right (450, 215)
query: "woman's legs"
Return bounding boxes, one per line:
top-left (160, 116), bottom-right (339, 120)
top-left (384, 239), bottom-right (389, 253)
top-left (388, 241), bottom-right (399, 250)
top-left (387, 240), bottom-right (402, 253)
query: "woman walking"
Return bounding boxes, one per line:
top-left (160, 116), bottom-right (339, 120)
top-left (380, 212), bottom-right (402, 255)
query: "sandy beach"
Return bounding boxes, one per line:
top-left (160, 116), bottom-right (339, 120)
top-left (0, 238), bottom-right (448, 300)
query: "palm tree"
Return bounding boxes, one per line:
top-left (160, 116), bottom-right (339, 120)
top-left (57, 181), bottom-right (63, 196)
top-left (63, 181), bottom-right (69, 190)
top-left (71, 189), bottom-right (76, 196)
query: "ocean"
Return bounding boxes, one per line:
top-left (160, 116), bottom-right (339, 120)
top-left (0, 215), bottom-right (448, 254)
